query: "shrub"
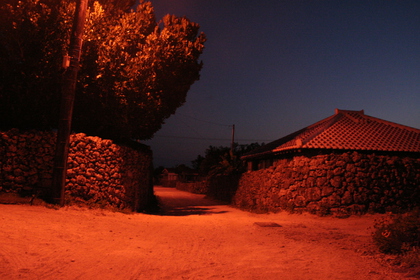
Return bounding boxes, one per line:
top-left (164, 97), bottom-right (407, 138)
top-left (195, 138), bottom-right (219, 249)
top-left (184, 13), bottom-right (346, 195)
top-left (372, 209), bottom-right (420, 255)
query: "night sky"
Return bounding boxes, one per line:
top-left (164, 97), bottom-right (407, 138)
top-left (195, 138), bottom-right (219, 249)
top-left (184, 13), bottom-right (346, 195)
top-left (143, 0), bottom-right (420, 168)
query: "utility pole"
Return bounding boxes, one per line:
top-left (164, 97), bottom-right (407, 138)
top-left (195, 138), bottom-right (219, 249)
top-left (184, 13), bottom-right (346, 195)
top-left (50, 0), bottom-right (88, 206)
top-left (231, 124), bottom-right (235, 153)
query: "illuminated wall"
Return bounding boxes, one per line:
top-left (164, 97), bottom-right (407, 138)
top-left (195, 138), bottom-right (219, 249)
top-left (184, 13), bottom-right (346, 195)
top-left (175, 180), bottom-right (208, 195)
top-left (0, 129), bottom-right (153, 211)
top-left (233, 151), bottom-right (420, 215)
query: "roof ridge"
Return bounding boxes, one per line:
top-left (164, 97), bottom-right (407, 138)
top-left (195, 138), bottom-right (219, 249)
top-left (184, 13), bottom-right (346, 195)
top-left (341, 111), bottom-right (364, 123)
top-left (272, 113), bottom-right (342, 152)
top-left (300, 113), bottom-right (342, 145)
top-left (335, 108), bottom-right (365, 115)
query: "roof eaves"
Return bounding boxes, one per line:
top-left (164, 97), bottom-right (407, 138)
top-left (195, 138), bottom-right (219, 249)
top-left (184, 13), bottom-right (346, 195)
top-left (241, 128), bottom-right (307, 160)
top-left (241, 150), bottom-right (273, 160)
top-left (272, 112), bottom-right (342, 153)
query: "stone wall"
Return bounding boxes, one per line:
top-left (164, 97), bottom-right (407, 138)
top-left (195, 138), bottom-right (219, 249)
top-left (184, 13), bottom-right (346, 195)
top-left (233, 151), bottom-right (420, 215)
top-left (174, 175), bottom-right (241, 202)
top-left (0, 129), bottom-right (153, 211)
top-left (206, 175), bottom-right (241, 203)
top-left (176, 180), bottom-right (208, 194)
top-left (160, 179), bottom-right (177, 189)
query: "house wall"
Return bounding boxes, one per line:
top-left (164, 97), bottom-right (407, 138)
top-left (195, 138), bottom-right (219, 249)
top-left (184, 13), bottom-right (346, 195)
top-left (0, 129), bottom-right (153, 211)
top-left (233, 151), bottom-right (420, 215)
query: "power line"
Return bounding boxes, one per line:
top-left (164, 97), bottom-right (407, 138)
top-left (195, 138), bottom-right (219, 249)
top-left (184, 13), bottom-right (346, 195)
top-left (177, 113), bottom-right (232, 127)
top-left (161, 113), bottom-right (270, 142)
top-left (155, 135), bottom-right (228, 141)
top-left (154, 134), bottom-right (270, 142)
top-left (177, 118), bottom-right (204, 138)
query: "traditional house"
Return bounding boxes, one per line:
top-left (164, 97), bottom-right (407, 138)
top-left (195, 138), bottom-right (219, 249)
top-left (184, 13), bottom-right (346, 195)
top-left (233, 109), bottom-right (420, 215)
top-left (160, 168), bottom-right (179, 188)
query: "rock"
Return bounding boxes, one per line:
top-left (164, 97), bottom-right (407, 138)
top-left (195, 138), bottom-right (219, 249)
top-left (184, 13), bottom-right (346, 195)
top-left (341, 191), bottom-right (353, 205)
top-left (330, 176), bottom-right (342, 188)
top-left (321, 186), bottom-right (334, 197)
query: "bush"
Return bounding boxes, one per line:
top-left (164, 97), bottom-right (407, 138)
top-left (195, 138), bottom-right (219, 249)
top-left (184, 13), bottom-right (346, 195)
top-left (372, 209), bottom-right (420, 255)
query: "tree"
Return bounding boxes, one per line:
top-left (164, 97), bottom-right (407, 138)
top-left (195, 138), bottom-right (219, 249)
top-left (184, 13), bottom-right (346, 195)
top-left (191, 154), bottom-right (204, 170)
top-left (192, 145), bottom-right (230, 175)
top-left (0, 0), bottom-right (206, 140)
top-left (0, 0), bottom-right (67, 130)
top-left (192, 143), bottom-right (264, 177)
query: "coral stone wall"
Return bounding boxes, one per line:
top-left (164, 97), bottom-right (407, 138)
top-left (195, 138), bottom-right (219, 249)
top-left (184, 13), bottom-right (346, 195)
top-left (233, 151), bottom-right (420, 215)
top-left (160, 179), bottom-right (177, 188)
top-left (176, 180), bottom-right (208, 195)
top-left (0, 129), bottom-right (153, 211)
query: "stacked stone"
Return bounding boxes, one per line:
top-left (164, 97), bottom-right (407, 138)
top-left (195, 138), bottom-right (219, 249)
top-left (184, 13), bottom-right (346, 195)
top-left (66, 133), bottom-right (127, 207)
top-left (176, 181), bottom-right (208, 194)
top-left (233, 151), bottom-right (420, 215)
top-left (119, 142), bottom-right (153, 210)
top-left (0, 129), bottom-right (152, 210)
top-left (0, 129), bottom-right (55, 193)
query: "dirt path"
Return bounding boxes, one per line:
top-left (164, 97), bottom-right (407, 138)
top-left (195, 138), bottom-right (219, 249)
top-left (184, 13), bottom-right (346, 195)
top-left (0, 187), bottom-right (413, 279)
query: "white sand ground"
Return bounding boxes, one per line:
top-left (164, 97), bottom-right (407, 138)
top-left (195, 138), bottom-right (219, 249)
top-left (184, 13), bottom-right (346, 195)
top-left (0, 186), bottom-right (417, 280)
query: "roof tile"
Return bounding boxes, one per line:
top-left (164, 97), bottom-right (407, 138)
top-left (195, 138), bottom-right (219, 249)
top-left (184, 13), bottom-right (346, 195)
top-left (243, 109), bottom-right (420, 159)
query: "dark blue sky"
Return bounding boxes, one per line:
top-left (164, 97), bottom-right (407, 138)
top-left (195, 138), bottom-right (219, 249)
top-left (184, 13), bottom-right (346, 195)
top-left (144, 0), bottom-right (420, 168)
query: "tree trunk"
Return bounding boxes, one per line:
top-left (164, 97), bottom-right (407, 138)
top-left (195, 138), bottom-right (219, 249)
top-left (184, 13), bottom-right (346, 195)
top-left (49, 0), bottom-right (88, 206)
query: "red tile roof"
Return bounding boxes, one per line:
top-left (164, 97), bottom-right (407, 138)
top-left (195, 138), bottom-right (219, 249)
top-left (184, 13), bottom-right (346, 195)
top-left (243, 109), bottom-right (420, 159)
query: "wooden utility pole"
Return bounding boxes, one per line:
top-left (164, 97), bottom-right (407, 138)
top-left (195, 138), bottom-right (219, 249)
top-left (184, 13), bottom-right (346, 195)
top-left (231, 124), bottom-right (235, 153)
top-left (50, 0), bottom-right (88, 206)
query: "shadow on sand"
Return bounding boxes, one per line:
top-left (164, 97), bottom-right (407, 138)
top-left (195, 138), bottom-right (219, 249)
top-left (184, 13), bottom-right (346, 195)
top-left (153, 186), bottom-right (229, 216)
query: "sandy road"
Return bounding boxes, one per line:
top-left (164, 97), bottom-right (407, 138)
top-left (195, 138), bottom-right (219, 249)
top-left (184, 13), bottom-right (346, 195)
top-left (0, 186), bottom-right (410, 279)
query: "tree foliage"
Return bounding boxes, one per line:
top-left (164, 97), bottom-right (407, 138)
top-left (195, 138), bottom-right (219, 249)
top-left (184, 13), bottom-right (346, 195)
top-left (192, 143), bottom-right (263, 177)
top-left (0, 0), bottom-right (67, 130)
top-left (0, 0), bottom-right (206, 140)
